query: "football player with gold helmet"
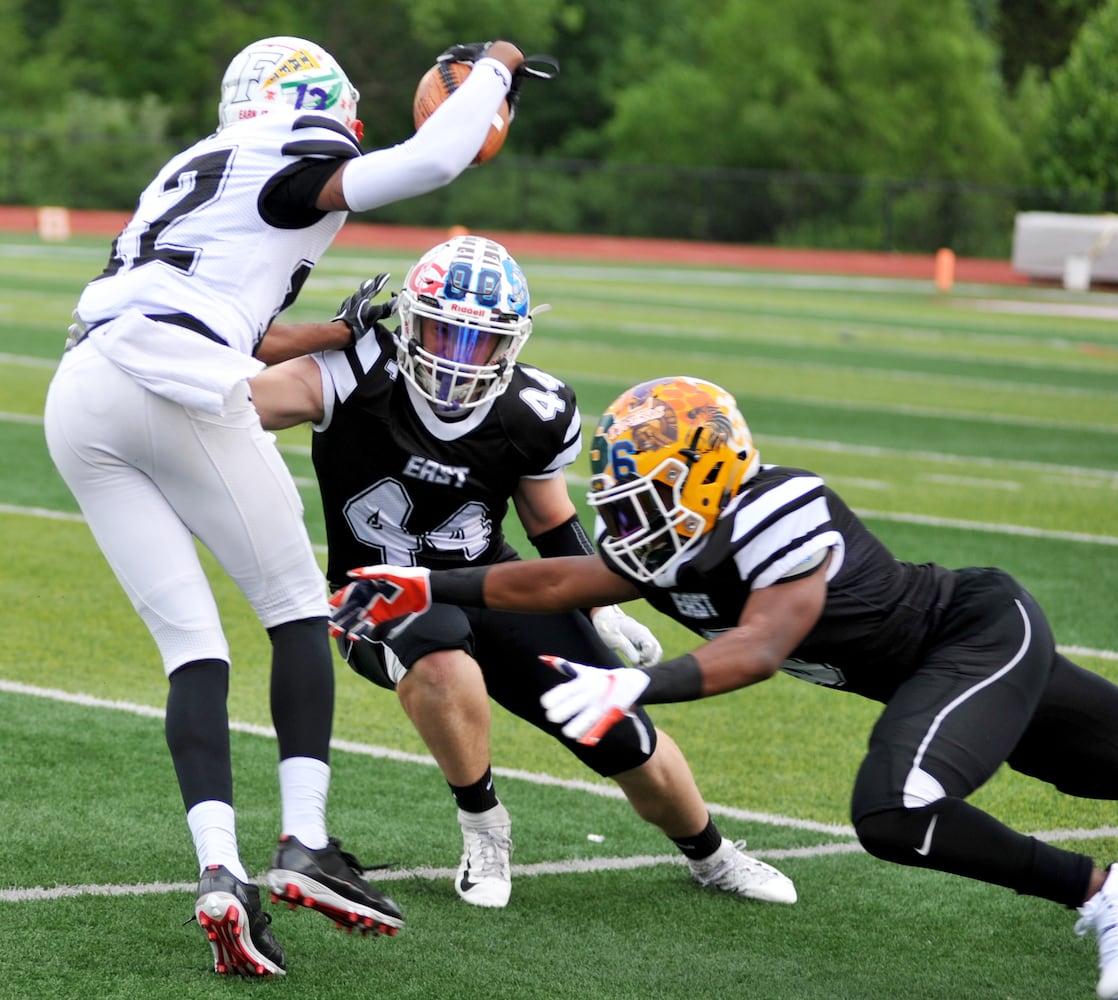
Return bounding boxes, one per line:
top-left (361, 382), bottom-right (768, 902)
top-left (333, 375), bottom-right (1118, 1000)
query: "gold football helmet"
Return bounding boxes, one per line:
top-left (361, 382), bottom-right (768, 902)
top-left (588, 376), bottom-right (759, 582)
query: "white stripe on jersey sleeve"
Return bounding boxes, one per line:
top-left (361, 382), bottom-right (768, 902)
top-left (730, 476), bottom-right (844, 589)
top-left (534, 404), bottom-right (583, 477)
top-left (311, 336), bottom-right (386, 430)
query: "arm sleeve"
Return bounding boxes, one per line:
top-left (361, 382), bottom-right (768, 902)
top-left (639, 654), bottom-right (705, 704)
top-left (529, 515), bottom-right (596, 619)
top-left (341, 57), bottom-right (513, 212)
top-left (529, 514), bottom-right (596, 558)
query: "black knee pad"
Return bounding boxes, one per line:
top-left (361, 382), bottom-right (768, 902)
top-left (854, 806), bottom-right (935, 864)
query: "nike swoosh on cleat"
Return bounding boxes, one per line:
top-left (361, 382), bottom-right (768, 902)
top-left (915, 814), bottom-right (938, 857)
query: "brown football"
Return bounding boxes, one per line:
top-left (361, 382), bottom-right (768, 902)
top-left (412, 61), bottom-right (511, 165)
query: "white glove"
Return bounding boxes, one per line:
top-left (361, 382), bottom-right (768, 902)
top-left (539, 656), bottom-right (652, 746)
top-left (591, 605), bottom-right (663, 667)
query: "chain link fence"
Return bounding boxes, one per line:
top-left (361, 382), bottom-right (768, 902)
top-left (5, 128), bottom-right (1114, 258)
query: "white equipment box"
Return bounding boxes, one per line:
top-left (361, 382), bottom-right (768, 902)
top-left (1011, 211), bottom-right (1118, 288)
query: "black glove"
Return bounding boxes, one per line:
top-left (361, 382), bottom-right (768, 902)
top-left (436, 42), bottom-right (492, 65)
top-left (506, 54), bottom-right (560, 119)
top-left (436, 44), bottom-right (559, 120)
top-left (333, 273), bottom-right (395, 344)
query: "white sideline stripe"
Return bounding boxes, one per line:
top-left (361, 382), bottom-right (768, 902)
top-left (13, 504), bottom-right (1117, 655)
top-left (565, 480), bottom-right (1118, 547)
top-left (9, 830), bottom-right (1118, 904)
top-left (764, 435), bottom-right (1118, 482)
top-left (568, 369), bottom-right (1118, 435)
top-left (855, 508), bottom-right (1118, 547)
top-left (9, 495), bottom-right (1118, 548)
top-left (0, 678), bottom-right (852, 838)
top-left (1062, 645), bottom-right (1118, 662)
top-left (2, 502), bottom-right (1116, 661)
top-left (0, 845), bottom-right (868, 904)
top-left (0, 503), bottom-right (85, 521)
top-left (0, 354), bottom-right (57, 370)
top-left (0, 410), bottom-right (44, 424)
top-left (574, 417), bottom-right (1118, 484)
top-left (2, 682), bottom-right (1117, 905)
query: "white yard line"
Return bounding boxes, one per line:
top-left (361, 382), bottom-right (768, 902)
top-left (3, 678), bottom-right (1117, 904)
top-left (0, 677), bottom-right (853, 839)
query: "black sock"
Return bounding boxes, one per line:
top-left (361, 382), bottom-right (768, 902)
top-left (450, 766), bottom-right (500, 813)
top-left (671, 816), bottom-right (723, 861)
top-left (268, 617), bottom-right (334, 762)
top-left (166, 658), bottom-right (232, 810)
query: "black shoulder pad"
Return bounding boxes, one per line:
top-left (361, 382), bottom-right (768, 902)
top-left (284, 114), bottom-right (361, 159)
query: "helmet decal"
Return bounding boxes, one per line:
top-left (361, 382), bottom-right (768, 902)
top-left (587, 376), bottom-right (759, 584)
top-left (406, 257), bottom-right (448, 297)
top-left (502, 257), bottom-right (529, 315)
top-left (219, 37), bottom-right (361, 138)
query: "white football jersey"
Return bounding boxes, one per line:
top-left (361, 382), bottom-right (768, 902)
top-left (77, 110), bottom-right (359, 356)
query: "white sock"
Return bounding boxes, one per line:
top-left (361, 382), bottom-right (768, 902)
top-left (187, 800), bottom-right (248, 881)
top-left (278, 756), bottom-right (330, 849)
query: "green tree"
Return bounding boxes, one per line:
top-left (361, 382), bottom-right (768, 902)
top-left (48, 0), bottom-right (318, 139)
top-left (605, 0), bottom-right (1020, 182)
top-left (993, 0), bottom-right (1102, 88)
top-left (1031, 0), bottom-right (1118, 199)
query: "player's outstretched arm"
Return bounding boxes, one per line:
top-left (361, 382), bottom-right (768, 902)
top-left (451, 555), bottom-right (640, 614)
top-left (538, 552), bottom-right (832, 745)
top-left (333, 559), bottom-right (639, 630)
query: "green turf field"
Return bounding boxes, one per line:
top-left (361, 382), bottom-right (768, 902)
top-left (2, 231), bottom-right (1117, 999)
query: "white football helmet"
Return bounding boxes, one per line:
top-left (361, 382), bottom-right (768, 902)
top-left (218, 36), bottom-right (362, 139)
top-left (396, 236), bottom-right (536, 412)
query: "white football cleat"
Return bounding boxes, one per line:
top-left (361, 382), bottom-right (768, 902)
top-left (1076, 865), bottom-right (1118, 1000)
top-left (456, 804), bottom-right (513, 908)
top-left (688, 838), bottom-right (797, 905)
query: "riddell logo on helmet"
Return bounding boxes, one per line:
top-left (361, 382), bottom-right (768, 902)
top-left (448, 303), bottom-right (488, 319)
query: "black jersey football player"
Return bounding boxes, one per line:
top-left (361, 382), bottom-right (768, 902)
top-left (333, 374), bottom-right (1118, 1000)
top-left (250, 239), bottom-right (796, 911)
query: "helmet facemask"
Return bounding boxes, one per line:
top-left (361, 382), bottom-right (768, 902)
top-left (591, 458), bottom-right (703, 582)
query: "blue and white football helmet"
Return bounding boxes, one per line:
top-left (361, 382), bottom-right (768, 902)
top-left (396, 236), bottom-right (537, 411)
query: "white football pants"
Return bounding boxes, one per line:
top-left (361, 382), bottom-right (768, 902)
top-left (44, 343), bottom-right (328, 675)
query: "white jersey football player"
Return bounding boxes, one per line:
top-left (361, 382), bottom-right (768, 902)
top-left (43, 35), bottom-right (526, 978)
top-left (249, 236), bottom-right (798, 912)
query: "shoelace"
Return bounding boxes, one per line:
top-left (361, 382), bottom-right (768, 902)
top-left (327, 837), bottom-right (399, 879)
top-left (694, 840), bottom-right (779, 887)
top-left (328, 838), bottom-right (366, 876)
top-left (467, 827), bottom-right (512, 880)
top-left (1077, 894), bottom-right (1118, 966)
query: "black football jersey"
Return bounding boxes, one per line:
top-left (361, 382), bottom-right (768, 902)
top-left (312, 325), bottom-right (582, 588)
top-left (599, 465), bottom-right (956, 701)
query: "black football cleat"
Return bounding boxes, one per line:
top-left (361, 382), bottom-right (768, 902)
top-left (194, 864), bottom-right (286, 977)
top-left (266, 835), bottom-right (404, 936)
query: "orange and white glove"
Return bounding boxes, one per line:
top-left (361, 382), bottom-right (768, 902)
top-left (328, 565), bottom-right (433, 641)
top-left (539, 656), bottom-right (651, 746)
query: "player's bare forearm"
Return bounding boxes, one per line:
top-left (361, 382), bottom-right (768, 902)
top-left (686, 566), bottom-right (829, 696)
top-left (256, 321), bottom-right (352, 365)
top-left (482, 555), bottom-right (640, 613)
